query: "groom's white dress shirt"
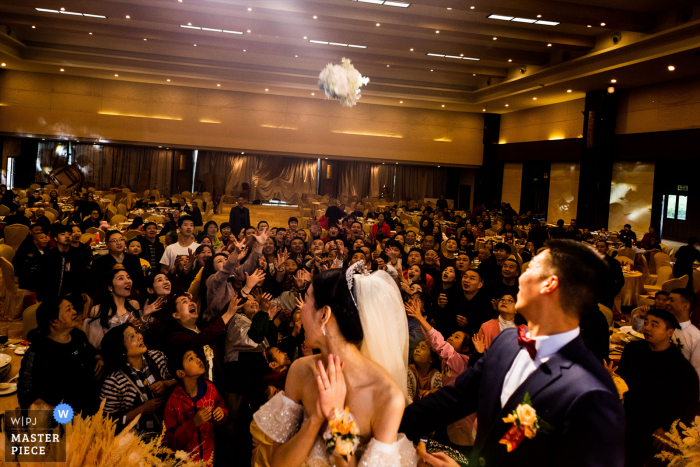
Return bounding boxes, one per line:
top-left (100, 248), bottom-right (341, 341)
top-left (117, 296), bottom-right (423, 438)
top-left (500, 327), bottom-right (580, 407)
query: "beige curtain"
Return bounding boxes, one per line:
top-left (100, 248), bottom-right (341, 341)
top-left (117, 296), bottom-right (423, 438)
top-left (338, 161), bottom-right (371, 200)
top-left (196, 152), bottom-right (317, 203)
top-left (370, 164), bottom-right (394, 199)
top-left (394, 165), bottom-right (447, 201)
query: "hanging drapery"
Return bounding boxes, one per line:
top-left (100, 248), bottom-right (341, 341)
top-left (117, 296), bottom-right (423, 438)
top-left (72, 145), bottom-right (173, 193)
top-left (195, 152), bottom-right (317, 204)
top-left (369, 164), bottom-right (394, 199)
top-left (394, 165), bottom-right (447, 201)
top-left (337, 161), bottom-right (371, 200)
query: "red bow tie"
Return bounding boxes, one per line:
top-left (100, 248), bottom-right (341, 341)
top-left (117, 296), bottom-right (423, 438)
top-left (518, 327), bottom-right (537, 360)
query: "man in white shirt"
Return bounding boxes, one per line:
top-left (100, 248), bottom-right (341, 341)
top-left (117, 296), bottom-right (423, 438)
top-left (160, 216), bottom-right (199, 273)
top-left (668, 288), bottom-right (700, 393)
top-left (400, 239), bottom-right (624, 467)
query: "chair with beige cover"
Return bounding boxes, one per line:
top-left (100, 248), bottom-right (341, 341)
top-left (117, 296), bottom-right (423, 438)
top-left (80, 233), bottom-right (95, 244)
top-left (644, 266), bottom-right (674, 294)
top-left (104, 194), bottom-right (116, 203)
top-left (3, 224), bottom-right (29, 252)
top-left (86, 227), bottom-right (105, 242)
top-left (0, 204), bottom-right (10, 216)
top-left (106, 205), bottom-right (117, 222)
top-left (111, 214), bottom-right (128, 225)
top-left (661, 275), bottom-right (689, 293)
top-left (45, 207), bottom-right (59, 218)
top-left (0, 258), bottom-right (30, 320)
top-left (0, 244), bottom-right (15, 263)
top-left (23, 301), bottom-right (41, 340)
top-left (521, 261), bottom-right (530, 274)
top-left (43, 211), bottom-right (56, 224)
top-left (125, 230), bottom-right (142, 241)
top-left (117, 204), bottom-right (128, 216)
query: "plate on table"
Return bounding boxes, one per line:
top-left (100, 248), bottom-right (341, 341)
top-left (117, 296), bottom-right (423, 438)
top-left (0, 354), bottom-right (11, 369)
top-left (0, 382), bottom-right (18, 396)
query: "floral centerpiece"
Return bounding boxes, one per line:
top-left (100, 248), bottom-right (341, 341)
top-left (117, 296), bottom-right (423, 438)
top-left (655, 417), bottom-right (700, 466)
top-left (318, 58), bottom-right (369, 107)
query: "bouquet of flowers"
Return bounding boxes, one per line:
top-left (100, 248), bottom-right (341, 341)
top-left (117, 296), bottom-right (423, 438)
top-left (318, 58), bottom-right (369, 107)
top-left (323, 407), bottom-right (361, 461)
top-left (655, 417), bottom-right (700, 467)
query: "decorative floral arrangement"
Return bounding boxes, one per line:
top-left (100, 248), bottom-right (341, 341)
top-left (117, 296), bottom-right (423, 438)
top-left (318, 58), bottom-right (370, 107)
top-left (500, 393), bottom-right (553, 452)
top-left (655, 417), bottom-right (700, 467)
top-left (24, 399), bottom-right (210, 467)
top-left (323, 407), bottom-right (361, 461)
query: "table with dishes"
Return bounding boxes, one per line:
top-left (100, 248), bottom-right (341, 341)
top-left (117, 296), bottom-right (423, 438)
top-left (614, 266), bottom-right (645, 310)
top-left (0, 339), bottom-right (25, 412)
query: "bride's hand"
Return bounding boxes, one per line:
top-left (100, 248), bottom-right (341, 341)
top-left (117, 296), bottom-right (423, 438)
top-left (315, 354), bottom-right (346, 421)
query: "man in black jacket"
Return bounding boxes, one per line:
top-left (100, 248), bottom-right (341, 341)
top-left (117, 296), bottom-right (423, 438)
top-left (228, 197), bottom-right (250, 239)
top-left (36, 224), bottom-right (88, 302)
top-left (138, 222), bottom-right (165, 275)
top-left (13, 230), bottom-right (49, 290)
top-left (595, 240), bottom-right (625, 310)
top-left (90, 230), bottom-right (145, 297)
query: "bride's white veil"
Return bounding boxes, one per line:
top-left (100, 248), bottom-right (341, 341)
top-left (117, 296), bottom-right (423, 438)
top-left (351, 264), bottom-right (410, 404)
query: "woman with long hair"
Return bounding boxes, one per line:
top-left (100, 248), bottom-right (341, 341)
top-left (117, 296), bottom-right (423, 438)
top-left (83, 266), bottom-right (163, 349)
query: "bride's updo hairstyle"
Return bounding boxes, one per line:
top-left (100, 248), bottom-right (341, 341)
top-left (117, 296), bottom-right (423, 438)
top-left (312, 269), bottom-right (364, 346)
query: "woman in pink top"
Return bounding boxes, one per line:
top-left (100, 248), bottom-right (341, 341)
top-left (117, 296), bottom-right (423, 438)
top-left (405, 301), bottom-right (476, 448)
top-left (474, 290), bottom-right (527, 353)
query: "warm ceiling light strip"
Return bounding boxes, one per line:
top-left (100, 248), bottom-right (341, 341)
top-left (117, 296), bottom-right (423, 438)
top-left (98, 112), bottom-right (182, 121)
top-left (332, 131), bottom-right (403, 138)
top-left (427, 53), bottom-right (479, 61)
top-left (309, 39), bottom-right (367, 48)
top-left (352, 0), bottom-right (410, 7)
top-left (35, 7), bottom-right (107, 18)
top-left (180, 25), bottom-right (243, 34)
top-left (487, 14), bottom-right (559, 26)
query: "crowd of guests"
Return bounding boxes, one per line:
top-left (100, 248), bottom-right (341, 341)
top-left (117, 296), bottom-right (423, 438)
top-left (2, 184), bottom-right (699, 467)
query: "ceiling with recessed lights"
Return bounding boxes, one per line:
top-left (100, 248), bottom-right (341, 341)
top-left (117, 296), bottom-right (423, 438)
top-left (1, 0), bottom-right (700, 113)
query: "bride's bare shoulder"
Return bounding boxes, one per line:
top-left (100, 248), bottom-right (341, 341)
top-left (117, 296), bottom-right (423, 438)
top-left (284, 355), bottom-right (322, 400)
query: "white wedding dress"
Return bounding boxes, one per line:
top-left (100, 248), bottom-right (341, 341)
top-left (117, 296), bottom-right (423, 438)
top-left (253, 268), bottom-right (418, 467)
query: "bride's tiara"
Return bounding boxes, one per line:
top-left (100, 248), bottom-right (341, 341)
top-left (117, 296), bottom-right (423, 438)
top-left (346, 260), bottom-right (371, 306)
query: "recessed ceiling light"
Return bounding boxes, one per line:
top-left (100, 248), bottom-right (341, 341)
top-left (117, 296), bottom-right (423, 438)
top-left (167, 79), bottom-right (170, 81)
top-left (303, 36), bottom-right (307, 39)
top-left (217, 84), bottom-right (220, 86)
top-left (460, 54), bottom-right (464, 56)
top-left (125, 15), bottom-right (130, 18)
top-left (437, 166), bottom-right (440, 167)
top-left (547, 43), bottom-right (552, 47)
top-left (325, 158), bottom-right (328, 160)
top-left (533, 97), bottom-right (537, 100)
top-left (435, 30), bottom-right (440, 33)
top-left (265, 88), bottom-right (268, 91)
top-left (567, 89), bottom-right (572, 92)
top-left (313, 15), bottom-right (317, 19)
top-left (611, 79), bottom-right (616, 83)
top-left (248, 7), bottom-right (252, 11)
top-left (194, 44), bottom-right (197, 46)
top-left (508, 59), bottom-right (512, 62)
top-left (60, 68), bottom-right (64, 72)
top-left (470, 5), bottom-right (475, 9)
top-left (1, 63), bottom-right (5, 67)
top-left (376, 23), bottom-right (380, 26)
top-left (537, 14), bottom-right (542, 18)
top-left (410, 48), bottom-right (414, 51)
top-left (247, 30), bottom-right (251, 33)
top-left (295, 54), bottom-right (298, 57)
top-left (32, 25), bottom-right (36, 28)
top-left (399, 101), bottom-right (403, 103)
top-left (158, 146), bottom-right (162, 148)
top-left (587, 24), bottom-right (592, 27)
top-left (387, 64), bottom-right (390, 67)
top-left (441, 104), bottom-right (445, 107)
top-left (396, 162), bottom-right (398, 164)
top-left (482, 109), bottom-right (486, 111)
top-left (60, 7), bottom-right (65, 10)
top-left (243, 49), bottom-right (246, 51)
top-left (430, 69), bottom-right (433, 71)
top-left (89, 32), bottom-right (92, 34)
top-left (505, 104), bottom-right (509, 107)
top-left (493, 37), bottom-right (497, 40)
top-left (114, 74), bottom-right (118, 76)
top-left (144, 38), bottom-right (147, 40)
top-left (311, 93), bottom-right (315, 95)
top-left (447, 7), bottom-right (451, 9)
top-left (600, 22), bottom-right (606, 26)
top-left (241, 152), bottom-right (244, 155)
top-left (668, 65), bottom-right (675, 71)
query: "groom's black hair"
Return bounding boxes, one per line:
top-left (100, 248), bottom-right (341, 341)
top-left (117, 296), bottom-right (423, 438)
top-left (311, 268), bottom-right (363, 346)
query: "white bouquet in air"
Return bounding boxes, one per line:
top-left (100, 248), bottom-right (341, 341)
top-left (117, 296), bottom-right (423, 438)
top-left (318, 58), bottom-right (370, 107)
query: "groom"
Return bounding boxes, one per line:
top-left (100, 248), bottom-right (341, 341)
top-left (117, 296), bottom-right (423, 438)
top-left (400, 239), bottom-right (625, 466)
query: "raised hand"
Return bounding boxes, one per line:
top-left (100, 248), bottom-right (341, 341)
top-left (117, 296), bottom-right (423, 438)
top-left (245, 269), bottom-right (266, 289)
top-left (472, 333), bottom-right (486, 354)
top-left (276, 249), bottom-right (289, 268)
top-left (437, 293), bottom-right (448, 309)
top-left (185, 247), bottom-right (196, 270)
top-left (404, 302), bottom-right (420, 319)
top-left (223, 294), bottom-right (244, 322)
top-left (142, 297), bottom-right (164, 317)
top-left (259, 292), bottom-right (273, 311)
top-left (295, 293), bottom-right (306, 309)
top-left (253, 227), bottom-right (269, 246)
top-left (455, 315), bottom-right (468, 328)
top-left (266, 302), bottom-right (282, 320)
top-left (604, 360), bottom-right (619, 379)
top-left (315, 354), bottom-right (347, 421)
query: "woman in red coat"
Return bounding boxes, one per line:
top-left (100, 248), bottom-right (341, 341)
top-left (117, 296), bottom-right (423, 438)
top-left (370, 213), bottom-right (391, 240)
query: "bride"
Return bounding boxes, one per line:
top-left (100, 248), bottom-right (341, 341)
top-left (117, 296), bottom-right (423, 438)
top-left (253, 263), bottom-right (418, 467)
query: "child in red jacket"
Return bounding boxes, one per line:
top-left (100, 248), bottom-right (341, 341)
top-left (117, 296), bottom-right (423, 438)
top-left (163, 348), bottom-right (228, 462)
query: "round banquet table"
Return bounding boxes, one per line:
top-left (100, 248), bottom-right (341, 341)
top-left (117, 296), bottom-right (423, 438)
top-left (614, 271), bottom-right (645, 310)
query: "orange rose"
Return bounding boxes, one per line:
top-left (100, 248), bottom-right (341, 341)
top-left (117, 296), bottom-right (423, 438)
top-left (516, 404), bottom-right (537, 427)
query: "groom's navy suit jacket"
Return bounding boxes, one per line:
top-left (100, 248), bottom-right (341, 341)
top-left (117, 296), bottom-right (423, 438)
top-left (400, 328), bottom-right (625, 467)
